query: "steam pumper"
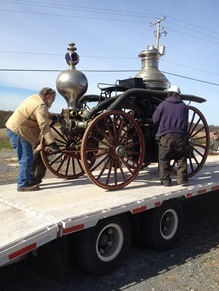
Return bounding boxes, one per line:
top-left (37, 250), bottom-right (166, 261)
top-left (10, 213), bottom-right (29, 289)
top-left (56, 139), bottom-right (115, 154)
top-left (41, 18), bottom-right (209, 190)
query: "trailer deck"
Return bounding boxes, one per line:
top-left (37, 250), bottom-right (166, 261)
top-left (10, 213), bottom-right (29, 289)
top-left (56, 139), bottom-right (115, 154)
top-left (1, 155), bottom-right (219, 266)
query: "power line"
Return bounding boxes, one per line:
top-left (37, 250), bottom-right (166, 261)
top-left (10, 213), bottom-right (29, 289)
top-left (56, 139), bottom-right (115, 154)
top-left (0, 68), bottom-right (219, 86)
top-left (1, 2), bottom-right (219, 80)
top-left (166, 26), bottom-right (219, 45)
top-left (1, 1), bottom-right (219, 41)
top-left (1, 8), bottom-right (219, 46)
top-left (1, 0), bottom-right (219, 41)
top-left (1, 50), bottom-right (219, 76)
top-left (161, 71), bottom-right (219, 86)
top-left (161, 59), bottom-right (219, 76)
top-left (2, 0), bottom-right (219, 40)
top-left (167, 16), bottom-right (219, 36)
top-left (0, 0), bottom-right (160, 18)
top-left (166, 21), bottom-right (219, 40)
top-left (0, 9), bottom-right (151, 24)
top-left (0, 50), bottom-right (137, 59)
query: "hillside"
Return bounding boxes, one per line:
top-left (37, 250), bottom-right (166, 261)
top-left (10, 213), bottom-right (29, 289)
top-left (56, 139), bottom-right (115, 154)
top-left (0, 110), bottom-right (13, 128)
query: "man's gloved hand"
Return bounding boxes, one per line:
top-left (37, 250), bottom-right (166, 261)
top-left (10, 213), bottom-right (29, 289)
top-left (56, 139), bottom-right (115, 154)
top-left (47, 142), bottom-right (61, 153)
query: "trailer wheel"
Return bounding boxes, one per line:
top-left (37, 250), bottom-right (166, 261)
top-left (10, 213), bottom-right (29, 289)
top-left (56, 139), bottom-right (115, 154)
top-left (142, 200), bottom-right (183, 251)
top-left (73, 215), bottom-right (131, 274)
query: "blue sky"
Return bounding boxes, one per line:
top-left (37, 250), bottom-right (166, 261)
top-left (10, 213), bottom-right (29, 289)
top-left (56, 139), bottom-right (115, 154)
top-left (0, 0), bottom-right (219, 125)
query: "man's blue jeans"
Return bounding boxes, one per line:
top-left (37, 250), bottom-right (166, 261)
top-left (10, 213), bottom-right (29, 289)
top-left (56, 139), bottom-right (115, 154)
top-left (7, 129), bottom-right (33, 188)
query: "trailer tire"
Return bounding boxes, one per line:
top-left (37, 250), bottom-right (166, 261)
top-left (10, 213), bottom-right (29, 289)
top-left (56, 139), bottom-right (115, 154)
top-left (142, 200), bottom-right (183, 251)
top-left (130, 212), bottom-right (145, 245)
top-left (73, 215), bottom-right (131, 275)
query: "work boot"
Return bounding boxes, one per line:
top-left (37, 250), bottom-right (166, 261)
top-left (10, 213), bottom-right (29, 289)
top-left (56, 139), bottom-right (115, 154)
top-left (161, 180), bottom-right (171, 187)
top-left (17, 185), bottom-right (40, 192)
top-left (28, 179), bottom-right (42, 186)
top-left (177, 180), bottom-right (189, 186)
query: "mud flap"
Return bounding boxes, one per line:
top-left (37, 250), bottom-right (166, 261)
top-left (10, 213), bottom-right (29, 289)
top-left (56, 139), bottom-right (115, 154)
top-left (32, 237), bottom-right (68, 282)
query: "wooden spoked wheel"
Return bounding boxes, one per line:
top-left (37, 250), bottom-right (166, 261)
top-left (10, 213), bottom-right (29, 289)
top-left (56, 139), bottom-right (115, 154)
top-left (41, 120), bottom-right (85, 179)
top-left (81, 110), bottom-right (145, 190)
top-left (118, 102), bottom-right (151, 169)
top-left (171, 105), bottom-right (210, 177)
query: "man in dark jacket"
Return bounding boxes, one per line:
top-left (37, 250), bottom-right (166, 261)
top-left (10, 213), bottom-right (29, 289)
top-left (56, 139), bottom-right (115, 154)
top-left (152, 85), bottom-right (189, 186)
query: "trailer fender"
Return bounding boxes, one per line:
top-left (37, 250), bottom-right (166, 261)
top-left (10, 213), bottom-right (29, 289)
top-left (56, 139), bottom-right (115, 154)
top-left (141, 200), bottom-right (183, 251)
top-left (72, 214), bottom-right (131, 275)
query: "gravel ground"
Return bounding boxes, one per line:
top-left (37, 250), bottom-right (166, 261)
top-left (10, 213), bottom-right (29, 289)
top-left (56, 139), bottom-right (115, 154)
top-left (0, 148), bottom-right (55, 185)
top-left (0, 148), bottom-right (219, 291)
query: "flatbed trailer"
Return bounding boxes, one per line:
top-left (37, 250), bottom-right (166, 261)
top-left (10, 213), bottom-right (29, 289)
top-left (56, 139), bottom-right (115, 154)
top-left (1, 155), bottom-right (219, 278)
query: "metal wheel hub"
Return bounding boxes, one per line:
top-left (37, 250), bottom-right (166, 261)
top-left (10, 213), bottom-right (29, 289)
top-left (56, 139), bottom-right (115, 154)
top-left (99, 233), bottom-right (113, 255)
top-left (96, 223), bottom-right (124, 261)
top-left (160, 210), bottom-right (178, 240)
top-left (115, 145), bottom-right (126, 157)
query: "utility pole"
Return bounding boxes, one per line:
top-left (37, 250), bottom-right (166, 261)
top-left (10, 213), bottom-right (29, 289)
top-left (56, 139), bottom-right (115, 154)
top-left (150, 16), bottom-right (167, 49)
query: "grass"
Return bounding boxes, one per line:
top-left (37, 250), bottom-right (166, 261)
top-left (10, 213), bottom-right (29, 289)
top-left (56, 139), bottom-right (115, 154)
top-left (0, 136), bottom-right (12, 150)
